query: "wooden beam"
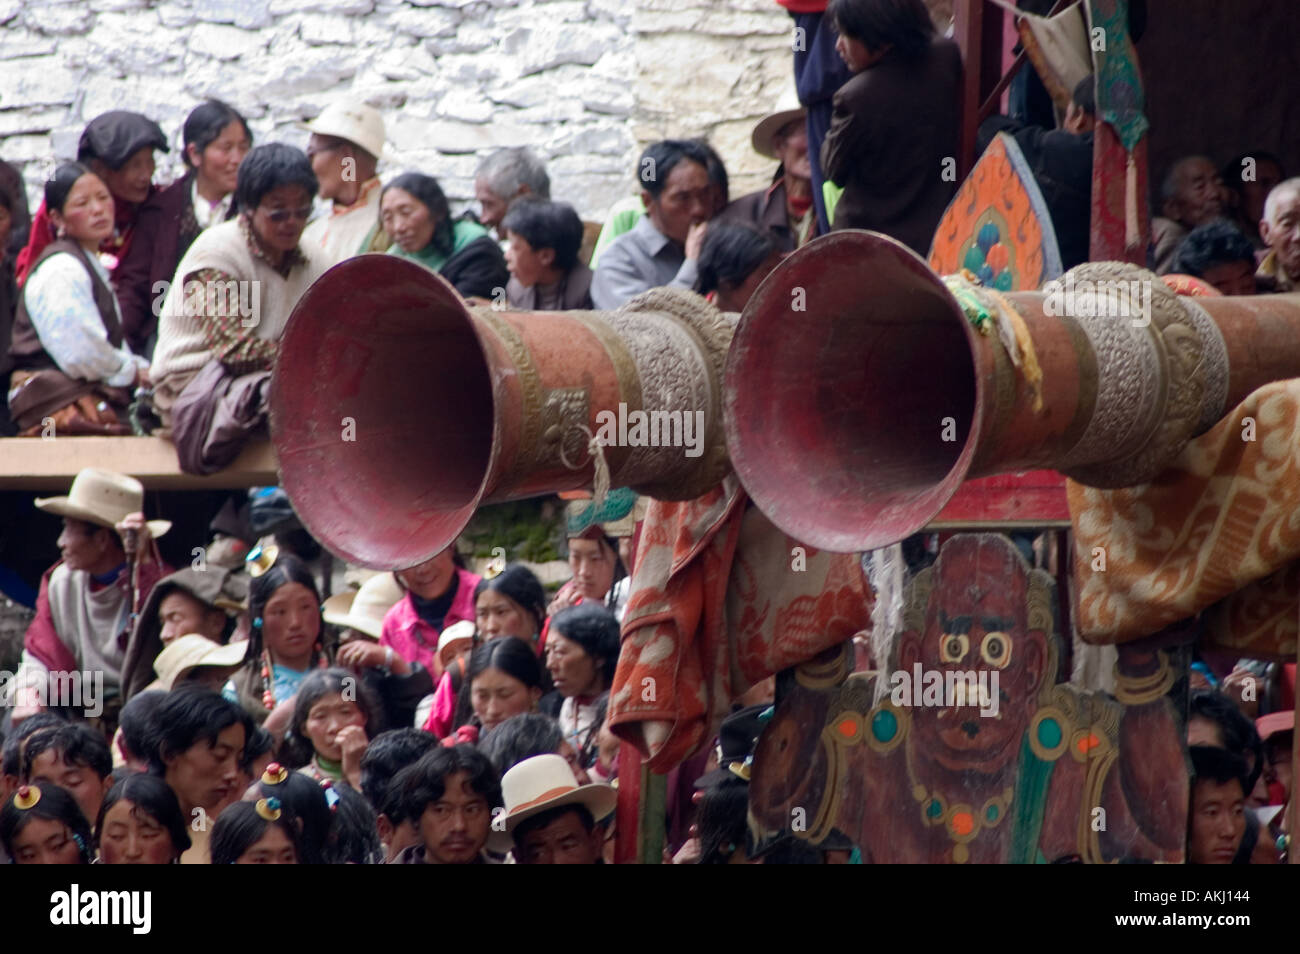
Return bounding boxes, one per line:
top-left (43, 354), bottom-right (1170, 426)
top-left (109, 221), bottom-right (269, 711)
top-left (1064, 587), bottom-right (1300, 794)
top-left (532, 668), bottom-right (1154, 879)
top-left (0, 437), bottom-right (278, 490)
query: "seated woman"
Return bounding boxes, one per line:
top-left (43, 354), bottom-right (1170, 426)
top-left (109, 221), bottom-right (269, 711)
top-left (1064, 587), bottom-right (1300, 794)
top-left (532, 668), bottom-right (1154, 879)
top-left (224, 553), bottom-right (328, 725)
top-left (283, 667), bottom-right (381, 787)
top-left (694, 223), bottom-right (782, 313)
top-left (210, 797), bottom-right (301, 864)
top-left (15, 110), bottom-right (168, 284)
top-left (501, 198), bottom-right (593, 310)
top-left (379, 545), bottom-right (480, 682)
top-left (95, 772), bottom-right (191, 865)
top-left (380, 172), bottom-right (509, 300)
top-left (449, 636), bottom-right (547, 743)
top-left (150, 143), bottom-right (329, 467)
top-left (116, 100), bottom-right (252, 357)
top-left (422, 563), bottom-right (547, 739)
top-left (0, 783), bottom-right (94, 864)
top-left (546, 602), bottom-right (622, 771)
top-left (7, 163), bottom-right (150, 435)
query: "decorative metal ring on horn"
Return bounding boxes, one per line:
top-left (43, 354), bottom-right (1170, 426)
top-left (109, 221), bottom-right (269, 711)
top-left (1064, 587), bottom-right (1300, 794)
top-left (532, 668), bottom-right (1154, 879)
top-left (725, 230), bottom-right (1300, 553)
top-left (270, 255), bottom-right (732, 569)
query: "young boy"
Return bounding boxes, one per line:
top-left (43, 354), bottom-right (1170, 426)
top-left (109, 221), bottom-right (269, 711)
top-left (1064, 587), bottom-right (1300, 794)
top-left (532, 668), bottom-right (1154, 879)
top-left (1187, 744), bottom-right (1248, 864)
top-left (21, 723), bottom-right (114, 828)
top-left (502, 198), bottom-right (594, 311)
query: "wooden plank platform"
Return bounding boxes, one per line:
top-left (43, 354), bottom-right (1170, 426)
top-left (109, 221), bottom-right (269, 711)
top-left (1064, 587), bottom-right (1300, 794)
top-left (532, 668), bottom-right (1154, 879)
top-left (0, 437), bottom-right (278, 490)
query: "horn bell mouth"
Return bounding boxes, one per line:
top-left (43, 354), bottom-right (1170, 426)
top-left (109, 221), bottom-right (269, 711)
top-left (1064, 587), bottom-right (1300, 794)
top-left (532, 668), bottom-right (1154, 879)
top-left (271, 255), bottom-right (495, 569)
top-left (723, 231), bottom-right (980, 553)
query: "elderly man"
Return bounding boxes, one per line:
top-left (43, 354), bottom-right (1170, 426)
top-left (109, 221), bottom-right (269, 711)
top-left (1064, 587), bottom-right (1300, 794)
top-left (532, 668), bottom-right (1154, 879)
top-left (475, 147), bottom-right (551, 240)
top-left (1151, 155), bottom-right (1228, 274)
top-left (716, 91), bottom-right (814, 252)
top-left (299, 101), bottom-right (389, 263)
top-left (590, 140), bottom-right (714, 310)
top-left (9, 468), bottom-right (172, 729)
top-left (1257, 177), bottom-right (1300, 293)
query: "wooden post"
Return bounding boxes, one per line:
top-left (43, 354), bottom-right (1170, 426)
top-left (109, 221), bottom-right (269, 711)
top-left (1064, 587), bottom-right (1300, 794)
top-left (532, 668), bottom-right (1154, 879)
top-left (954, 0), bottom-right (1005, 178)
top-left (638, 766), bottom-right (667, 864)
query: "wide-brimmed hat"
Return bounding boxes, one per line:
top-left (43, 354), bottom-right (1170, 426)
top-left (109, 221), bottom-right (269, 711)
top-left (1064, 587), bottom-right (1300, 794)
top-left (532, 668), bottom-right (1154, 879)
top-left (437, 619), bottom-right (477, 669)
top-left (297, 100), bottom-right (386, 160)
top-left (153, 635), bottom-right (246, 690)
top-left (751, 87), bottom-right (806, 160)
top-left (322, 572), bottom-right (404, 640)
top-left (489, 754), bottom-right (617, 852)
top-left (35, 468), bottom-right (170, 539)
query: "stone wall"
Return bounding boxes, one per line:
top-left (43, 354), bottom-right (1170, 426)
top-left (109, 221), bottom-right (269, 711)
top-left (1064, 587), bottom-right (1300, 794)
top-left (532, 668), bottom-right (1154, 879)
top-left (0, 0), bottom-right (809, 224)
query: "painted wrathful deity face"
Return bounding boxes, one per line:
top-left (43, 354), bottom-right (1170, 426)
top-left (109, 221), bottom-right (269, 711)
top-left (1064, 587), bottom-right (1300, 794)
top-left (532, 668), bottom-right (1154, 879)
top-left (899, 536), bottom-right (1047, 775)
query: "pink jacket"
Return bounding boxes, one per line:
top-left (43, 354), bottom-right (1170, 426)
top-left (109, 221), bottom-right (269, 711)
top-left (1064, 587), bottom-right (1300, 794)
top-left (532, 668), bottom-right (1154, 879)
top-left (380, 567), bottom-right (480, 677)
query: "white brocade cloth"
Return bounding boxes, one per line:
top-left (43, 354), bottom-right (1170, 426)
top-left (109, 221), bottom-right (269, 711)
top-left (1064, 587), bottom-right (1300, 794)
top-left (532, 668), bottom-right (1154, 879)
top-left (22, 251), bottom-right (147, 387)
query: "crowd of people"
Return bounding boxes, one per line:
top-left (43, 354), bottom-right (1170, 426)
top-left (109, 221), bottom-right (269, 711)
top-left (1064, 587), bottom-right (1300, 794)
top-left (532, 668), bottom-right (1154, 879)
top-left (0, 0), bottom-right (1297, 866)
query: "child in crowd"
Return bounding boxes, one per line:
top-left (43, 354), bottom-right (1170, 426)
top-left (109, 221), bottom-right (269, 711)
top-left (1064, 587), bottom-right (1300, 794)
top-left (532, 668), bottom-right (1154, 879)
top-left (20, 722), bottom-right (114, 837)
top-left (210, 797), bottom-right (301, 865)
top-left (0, 783), bottom-right (94, 864)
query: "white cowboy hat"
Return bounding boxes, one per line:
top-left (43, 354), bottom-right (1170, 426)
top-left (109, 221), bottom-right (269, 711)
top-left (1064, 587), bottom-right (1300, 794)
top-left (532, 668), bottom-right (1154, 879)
top-left (153, 635), bottom-right (246, 690)
top-left (322, 572), bottom-right (404, 640)
top-left (751, 86), bottom-right (807, 160)
top-left (489, 753), bottom-right (617, 852)
top-left (436, 619), bottom-right (476, 669)
top-left (297, 100), bottom-right (386, 160)
top-left (35, 468), bottom-right (171, 539)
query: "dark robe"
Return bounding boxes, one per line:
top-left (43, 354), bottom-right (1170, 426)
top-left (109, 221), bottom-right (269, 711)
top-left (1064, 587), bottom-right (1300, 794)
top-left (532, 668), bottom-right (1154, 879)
top-left (822, 38), bottom-right (963, 255)
top-left (716, 172), bottom-right (805, 254)
top-left (114, 171), bottom-right (215, 356)
top-left (441, 234), bottom-right (510, 300)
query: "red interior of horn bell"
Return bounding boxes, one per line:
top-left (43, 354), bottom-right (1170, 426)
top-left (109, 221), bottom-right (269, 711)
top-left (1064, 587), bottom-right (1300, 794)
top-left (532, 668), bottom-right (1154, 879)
top-left (723, 231), bottom-right (981, 553)
top-left (270, 255), bottom-right (495, 569)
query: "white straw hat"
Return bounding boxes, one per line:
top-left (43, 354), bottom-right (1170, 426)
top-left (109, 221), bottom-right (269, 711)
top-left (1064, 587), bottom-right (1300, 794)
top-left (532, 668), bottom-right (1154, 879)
top-left (751, 86), bottom-right (806, 160)
top-left (322, 572), bottom-right (404, 640)
top-left (298, 100), bottom-right (386, 160)
top-left (489, 753), bottom-right (617, 852)
top-left (436, 619), bottom-right (477, 669)
top-left (35, 468), bottom-right (170, 539)
top-left (153, 635), bottom-right (246, 690)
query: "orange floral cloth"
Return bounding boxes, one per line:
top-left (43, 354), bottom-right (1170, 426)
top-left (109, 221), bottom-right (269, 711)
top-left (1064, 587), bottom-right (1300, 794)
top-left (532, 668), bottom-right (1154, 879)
top-left (1069, 378), bottom-right (1300, 657)
top-left (609, 474), bottom-right (874, 771)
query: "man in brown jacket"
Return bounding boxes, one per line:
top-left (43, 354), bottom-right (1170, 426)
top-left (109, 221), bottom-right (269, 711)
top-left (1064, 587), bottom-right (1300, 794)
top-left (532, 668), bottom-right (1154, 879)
top-left (821, 0), bottom-right (962, 255)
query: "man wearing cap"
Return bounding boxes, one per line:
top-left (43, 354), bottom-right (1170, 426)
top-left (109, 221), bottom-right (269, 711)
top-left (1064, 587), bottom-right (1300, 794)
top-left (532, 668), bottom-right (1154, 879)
top-left (15, 111), bottom-right (169, 284)
top-left (10, 468), bottom-right (173, 727)
top-left (715, 91), bottom-right (815, 252)
top-left (299, 101), bottom-right (390, 265)
top-left (495, 753), bottom-right (616, 864)
top-left (118, 564), bottom-right (247, 700)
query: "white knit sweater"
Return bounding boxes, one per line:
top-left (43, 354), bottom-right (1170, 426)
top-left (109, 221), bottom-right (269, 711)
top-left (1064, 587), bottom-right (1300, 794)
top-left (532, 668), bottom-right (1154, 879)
top-left (151, 218), bottom-right (328, 386)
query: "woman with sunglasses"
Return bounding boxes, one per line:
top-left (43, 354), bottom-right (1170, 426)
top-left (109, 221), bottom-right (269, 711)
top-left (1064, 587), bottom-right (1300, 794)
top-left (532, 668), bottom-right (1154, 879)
top-left (150, 143), bottom-right (330, 439)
